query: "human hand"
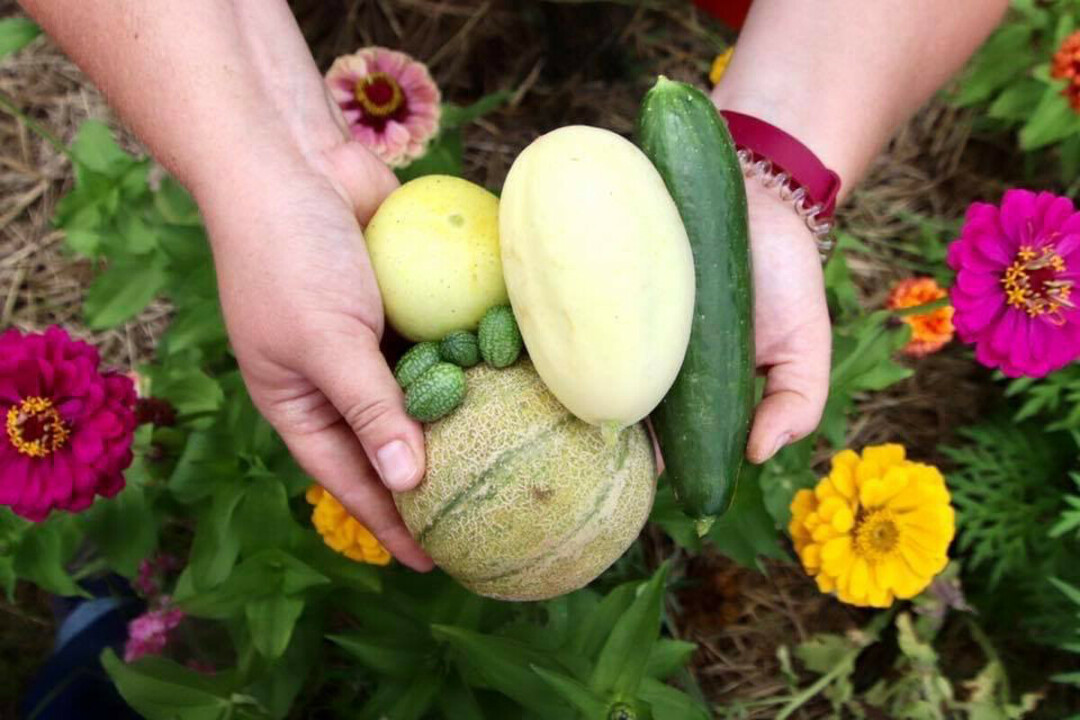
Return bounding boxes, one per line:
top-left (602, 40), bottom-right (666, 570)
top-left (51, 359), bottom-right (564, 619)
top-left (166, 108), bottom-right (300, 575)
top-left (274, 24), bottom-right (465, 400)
top-left (198, 141), bottom-right (434, 572)
top-left (742, 180), bottom-right (831, 464)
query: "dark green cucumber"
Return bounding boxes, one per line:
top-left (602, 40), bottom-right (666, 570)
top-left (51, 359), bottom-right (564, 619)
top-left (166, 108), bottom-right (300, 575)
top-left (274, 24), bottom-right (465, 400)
top-left (638, 76), bottom-right (754, 532)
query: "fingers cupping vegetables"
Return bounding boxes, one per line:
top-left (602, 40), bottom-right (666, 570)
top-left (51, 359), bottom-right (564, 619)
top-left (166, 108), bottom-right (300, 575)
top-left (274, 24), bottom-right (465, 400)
top-left (498, 125), bottom-right (695, 431)
top-left (365, 175), bottom-right (508, 342)
top-left (638, 77), bottom-right (754, 530)
top-left (393, 360), bottom-right (656, 601)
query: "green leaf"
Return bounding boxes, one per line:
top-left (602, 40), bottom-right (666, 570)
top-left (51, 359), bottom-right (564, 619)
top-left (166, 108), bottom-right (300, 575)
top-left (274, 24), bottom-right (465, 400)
top-left (150, 364), bottom-right (224, 417)
top-left (188, 481), bottom-right (245, 590)
top-left (954, 24), bottom-right (1035, 106)
top-left (639, 677), bottom-right (709, 720)
top-left (245, 612), bottom-right (322, 720)
top-left (649, 479), bottom-right (702, 552)
top-left (431, 624), bottom-right (570, 717)
top-left (532, 664), bottom-right (609, 716)
top-left (0, 556), bottom-right (16, 602)
top-left (246, 593), bottom-right (305, 659)
top-left (169, 430), bottom-right (236, 504)
top-left (645, 639), bottom-right (697, 680)
top-left (1060, 134), bottom-right (1080, 184)
top-left (154, 176), bottom-right (202, 225)
top-left (116, 211), bottom-right (160, 254)
top-left (1054, 10), bottom-right (1077, 47)
top-left (101, 649), bottom-right (237, 720)
top-left (571, 582), bottom-right (637, 659)
top-left (162, 299), bottom-right (227, 355)
top-left (1020, 86), bottom-right (1080, 150)
top-left (437, 675), bottom-right (486, 720)
top-left (795, 633), bottom-right (856, 674)
top-left (292, 533), bottom-right (381, 593)
top-left (0, 18), bottom-right (41, 58)
top-left (395, 128), bottom-right (463, 183)
top-left (83, 253), bottom-right (169, 329)
top-left (70, 120), bottom-right (135, 174)
top-left (988, 79), bottom-right (1047, 121)
top-left (13, 516), bottom-right (87, 597)
top-left (707, 463), bottom-right (785, 567)
top-left (81, 484), bottom-right (158, 577)
top-left (360, 671), bottom-right (445, 720)
top-left (823, 243), bottom-right (861, 320)
top-left (760, 436), bottom-right (817, 528)
top-left (234, 474), bottom-right (292, 554)
top-left (591, 562), bottom-right (669, 698)
top-left (440, 91), bottom-right (512, 130)
top-left (329, 632), bottom-right (430, 679)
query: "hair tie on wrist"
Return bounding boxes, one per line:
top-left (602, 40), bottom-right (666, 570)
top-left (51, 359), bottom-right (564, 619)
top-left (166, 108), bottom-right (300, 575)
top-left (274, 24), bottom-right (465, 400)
top-left (719, 110), bottom-right (841, 262)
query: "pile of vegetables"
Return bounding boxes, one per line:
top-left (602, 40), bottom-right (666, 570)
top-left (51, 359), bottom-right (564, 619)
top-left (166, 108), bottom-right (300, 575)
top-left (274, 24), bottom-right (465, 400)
top-left (366, 77), bottom-right (752, 599)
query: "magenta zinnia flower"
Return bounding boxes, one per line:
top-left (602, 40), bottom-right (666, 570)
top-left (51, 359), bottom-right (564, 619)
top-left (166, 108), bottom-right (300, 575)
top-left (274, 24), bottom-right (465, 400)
top-left (124, 603), bottom-right (185, 663)
top-left (947, 190), bottom-right (1080, 377)
top-left (0, 327), bottom-right (136, 521)
top-left (325, 47), bottom-right (441, 167)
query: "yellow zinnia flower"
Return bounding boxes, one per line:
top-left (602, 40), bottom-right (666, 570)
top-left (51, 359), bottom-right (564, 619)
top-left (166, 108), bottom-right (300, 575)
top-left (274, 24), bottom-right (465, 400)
top-left (709, 47), bottom-right (735, 85)
top-left (789, 444), bottom-right (955, 608)
top-left (306, 486), bottom-right (392, 566)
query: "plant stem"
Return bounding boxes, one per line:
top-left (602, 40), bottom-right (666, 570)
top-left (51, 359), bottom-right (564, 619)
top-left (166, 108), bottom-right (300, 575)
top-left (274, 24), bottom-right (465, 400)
top-left (776, 608), bottom-right (897, 720)
top-left (0, 89), bottom-right (69, 156)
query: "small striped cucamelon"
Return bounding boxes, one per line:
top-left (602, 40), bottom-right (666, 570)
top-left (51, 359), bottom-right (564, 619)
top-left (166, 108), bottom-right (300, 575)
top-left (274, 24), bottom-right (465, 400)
top-left (394, 360), bottom-right (656, 601)
top-left (478, 305), bottom-right (523, 368)
top-left (439, 330), bottom-right (481, 368)
top-left (405, 363), bottom-right (467, 422)
top-left (394, 342), bottom-right (441, 389)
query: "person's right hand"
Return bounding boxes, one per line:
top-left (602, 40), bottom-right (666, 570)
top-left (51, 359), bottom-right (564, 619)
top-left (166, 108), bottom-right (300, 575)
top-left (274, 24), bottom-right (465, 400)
top-left (197, 139), bottom-right (434, 572)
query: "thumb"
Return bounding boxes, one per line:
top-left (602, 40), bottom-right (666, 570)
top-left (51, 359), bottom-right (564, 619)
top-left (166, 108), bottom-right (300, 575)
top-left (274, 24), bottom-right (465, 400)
top-left (322, 142), bottom-right (400, 225)
top-left (304, 327), bottom-right (426, 492)
top-left (747, 337), bottom-right (831, 464)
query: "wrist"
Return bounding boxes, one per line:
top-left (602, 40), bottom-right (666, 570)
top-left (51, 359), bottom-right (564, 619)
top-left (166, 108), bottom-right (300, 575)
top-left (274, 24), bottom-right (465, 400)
top-left (711, 81), bottom-right (857, 197)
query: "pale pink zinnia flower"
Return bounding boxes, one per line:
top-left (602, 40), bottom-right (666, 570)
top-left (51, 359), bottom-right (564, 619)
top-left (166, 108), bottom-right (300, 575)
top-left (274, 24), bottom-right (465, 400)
top-left (947, 190), bottom-right (1080, 377)
top-left (123, 603), bottom-right (185, 663)
top-left (325, 47), bottom-right (441, 167)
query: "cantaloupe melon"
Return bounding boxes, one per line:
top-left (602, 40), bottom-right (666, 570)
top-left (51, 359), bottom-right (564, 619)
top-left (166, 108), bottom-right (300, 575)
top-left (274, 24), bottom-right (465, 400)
top-left (393, 360), bottom-right (656, 601)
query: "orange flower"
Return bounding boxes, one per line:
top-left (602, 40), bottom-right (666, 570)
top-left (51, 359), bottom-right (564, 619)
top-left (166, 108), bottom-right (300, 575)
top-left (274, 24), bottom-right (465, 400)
top-left (1052, 31), bottom-right (1080, 112)
top-left (306, 486), bottom-right (392, 565)
top-left (709, 47), bottom-right (734, 85)
top-left (886, 277), bottom-right (954, 356)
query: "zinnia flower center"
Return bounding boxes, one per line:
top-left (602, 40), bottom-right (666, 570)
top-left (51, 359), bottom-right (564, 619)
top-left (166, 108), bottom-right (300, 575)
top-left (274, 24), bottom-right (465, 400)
top-left (854, 509), bottom-right (900, 559)
top-left (354, 72), bottom-right (405, 118)
top-left (5, 396), bottom-right (70, 458)
top-left (1002, 245), bottom-right (1074, 322)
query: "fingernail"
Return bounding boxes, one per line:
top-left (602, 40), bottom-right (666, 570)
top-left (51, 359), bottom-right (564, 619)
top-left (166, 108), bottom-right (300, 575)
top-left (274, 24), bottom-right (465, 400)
top-left (376, 440), bottom-right (417, 491)
top-left (767, 432), bottom-right (794, 462)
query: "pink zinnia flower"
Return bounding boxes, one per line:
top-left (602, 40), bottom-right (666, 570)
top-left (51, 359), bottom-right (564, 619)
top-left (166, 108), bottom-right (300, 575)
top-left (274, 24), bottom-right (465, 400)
top-left (947, 190), bottom-right (1080, 377)
top-left (134, 553), bottom-right (181, 597)
top-left (325, 47), bottom-right (441, 167)
top-left (123, 603), bottom-right (185, 663)
top-left (0, 327), bottom-right (136, 521)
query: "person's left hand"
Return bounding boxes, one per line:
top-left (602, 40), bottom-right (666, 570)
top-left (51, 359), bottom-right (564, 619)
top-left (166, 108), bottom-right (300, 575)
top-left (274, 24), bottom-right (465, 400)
top-left (741, 179), bottom-right (832, 463)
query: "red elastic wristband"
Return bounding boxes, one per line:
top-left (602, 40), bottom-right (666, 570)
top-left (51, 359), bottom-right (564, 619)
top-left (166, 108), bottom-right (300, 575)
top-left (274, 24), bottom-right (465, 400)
top-left (719, 110), bottom-right (841, 219)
